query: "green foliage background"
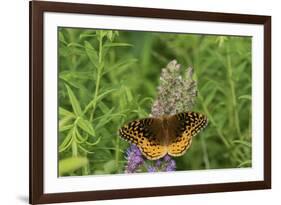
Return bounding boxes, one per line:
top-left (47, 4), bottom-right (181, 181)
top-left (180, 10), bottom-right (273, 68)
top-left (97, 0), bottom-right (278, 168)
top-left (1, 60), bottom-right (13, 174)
top-left (58, 27), bottom-right (252, 176)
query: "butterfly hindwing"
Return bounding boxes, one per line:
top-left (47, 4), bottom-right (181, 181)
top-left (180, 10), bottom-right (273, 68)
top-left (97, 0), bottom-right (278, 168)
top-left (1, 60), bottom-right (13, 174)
top-left (167, 112), bottom-right (208, 157)
top-left (119, 118), bottom-right (167, 160)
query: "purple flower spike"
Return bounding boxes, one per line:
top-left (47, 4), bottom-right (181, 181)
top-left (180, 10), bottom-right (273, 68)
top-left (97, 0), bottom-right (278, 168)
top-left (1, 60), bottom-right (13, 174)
top-left (166, 159), bottom-right (176, 171)
top-left (147, 166), bottom-right (157, 172)
top-left (155, 160), bottom-right (162, 167)
top-left (125, 145), bottom-right (144, 173)
top-left (163, 155), bottom-right (172, 162)
top-left (124, 144), bottom-right (176, 173)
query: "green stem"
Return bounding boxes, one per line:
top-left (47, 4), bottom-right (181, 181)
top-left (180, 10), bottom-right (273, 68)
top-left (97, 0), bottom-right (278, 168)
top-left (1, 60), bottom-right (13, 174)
top-left (90, 74), bottom-right (101, 120)
top-left (67, 29), bottom-right (77, 71)
top-left (90, 35), bottom-right (104, 121)
top-left (98, 35), bottom-right (103, 63)
top-left (71, 118), bottom-right (81, 157)
top-left (72, 127), bottom-right (78, 157)
top-left (226, 47), bottom-right (241, 138)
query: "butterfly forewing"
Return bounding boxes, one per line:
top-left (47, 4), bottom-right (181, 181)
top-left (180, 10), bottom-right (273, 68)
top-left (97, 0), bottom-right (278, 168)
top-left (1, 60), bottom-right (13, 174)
top-left (119, 118), bottom-right (167, 160)
top-left (167, 112), bottom-right (208, 157)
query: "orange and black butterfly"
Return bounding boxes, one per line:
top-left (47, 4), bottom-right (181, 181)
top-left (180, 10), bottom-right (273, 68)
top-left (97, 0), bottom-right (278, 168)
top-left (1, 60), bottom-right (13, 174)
top-left (119, 112), bottom-right (208, 160)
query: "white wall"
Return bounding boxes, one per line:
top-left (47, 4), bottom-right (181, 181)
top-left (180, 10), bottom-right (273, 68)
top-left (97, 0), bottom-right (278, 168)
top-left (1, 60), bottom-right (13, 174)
top-left (0, 0), bottom-right (279, 204)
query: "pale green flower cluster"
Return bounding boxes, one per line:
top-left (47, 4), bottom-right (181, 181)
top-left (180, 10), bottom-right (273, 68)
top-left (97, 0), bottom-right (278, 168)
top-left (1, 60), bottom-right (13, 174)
top-left (151, 60), bottom-right (197, 117)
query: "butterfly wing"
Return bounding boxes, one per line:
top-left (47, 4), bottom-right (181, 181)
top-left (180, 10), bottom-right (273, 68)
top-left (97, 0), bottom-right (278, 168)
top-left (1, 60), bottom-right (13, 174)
top-left (167, 112), bottom-right (208, 157)
top-left (119, 118), bottom-right (167, 160)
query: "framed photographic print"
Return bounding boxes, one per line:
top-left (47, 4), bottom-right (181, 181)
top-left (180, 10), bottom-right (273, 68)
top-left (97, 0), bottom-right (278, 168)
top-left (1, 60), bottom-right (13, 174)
top-left (29, 0), bottom-right (271, 204)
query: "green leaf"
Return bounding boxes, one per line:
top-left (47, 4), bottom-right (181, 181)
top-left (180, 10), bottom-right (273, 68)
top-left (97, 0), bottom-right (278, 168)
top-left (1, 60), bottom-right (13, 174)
top-left (203, 88), bottom-right (217, 106)
top-left (78, 144), bottom-right (95, 154)
top-left (216, 36), bottom-right (228, 47)
top-left (74, 126), bottom-right (87, 143)
top-left (200, 78), bottom-right (225, 95)
top-left (59, 107), bottom-right (75, 117)
top-left (124, 86), bottom-right (133, 102)
top-left (107, 31), bottom-right (113, 41)
top-left (60, 71), bottom-right (94, 80)
top-left (94, 170), bottom-right (105, 175)
top-left (58, 45), bottom-right (69, 57)
top-left (132, 109), bottom-right (148, 118)
top-left (67, 42), bottom-right (84, 48)
top-left (83, 89), bottom-right (117, 114)
top-left (79, 33), bottom-right (96, 40)
top-left (97, 101), bottom-right (110, 114)
top-left (238, 95), bottom-right (251, 101)
top-left (97, 30), bottom-right (106, 40)
top-left (237, 160), bottom-right (251, 168)
top-left (103, 160), bottom-right (117, 174)
top-left (94, 108), bottom-right (117, 129)
top-left (139, 97), bottom-right (154, 105)
top-left (103, 58), bottom-right (138, 76)
top-left (59, 124), bottom-right (73, 132)
top-left (59, 32), bottom-right (67, 44)
top-left (65, 84), bottom-right (82, 116)
top-left (95, 88), bottom-right (117, 103)
top-left (85, 136), bottom-right (101, 146)
top-left (96, 113), bottom-right (126, 130)
top-left (84, 41), bottom-right (99, 68)
top-left (77, 118), bottom-right (95, 136)
top-left (104, 42), bottom-right (133, 48)
top-left (59, 130), bottom-right (74, 153)
top-left (60, 75), bottom-right (84, 89)
top-left (232, 140), bottom-right (251, 148)
top-left (59, 115), bottom-right (75, 129)
top-left (59, 157), bottom-right (88, 176)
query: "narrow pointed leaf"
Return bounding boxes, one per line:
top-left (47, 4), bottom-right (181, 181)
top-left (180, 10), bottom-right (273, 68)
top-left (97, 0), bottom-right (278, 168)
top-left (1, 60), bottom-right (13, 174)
top-left (104, 42), bottom-right (133, 48)
top-left (84, 41), bottom-right (99, 68)
top-left (65, 84), bottom-right (82, 116)
top-left (77, 118), bottom-right (96, 136)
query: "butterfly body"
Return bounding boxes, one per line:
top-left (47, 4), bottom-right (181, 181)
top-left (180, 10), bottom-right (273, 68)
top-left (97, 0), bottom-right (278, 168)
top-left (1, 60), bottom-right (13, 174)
top-left (119, 112), bottom-right (208, 160)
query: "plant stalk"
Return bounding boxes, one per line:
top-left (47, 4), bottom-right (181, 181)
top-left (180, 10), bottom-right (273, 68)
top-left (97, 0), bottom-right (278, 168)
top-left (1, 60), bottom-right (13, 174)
top-left (90, 34), bottom-right (104, 121)
top-left (226, 47), bottom-right (241, 139)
